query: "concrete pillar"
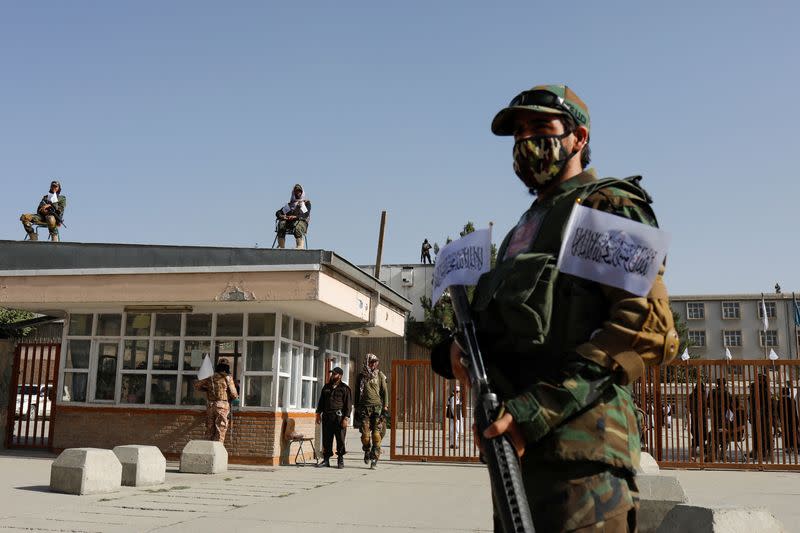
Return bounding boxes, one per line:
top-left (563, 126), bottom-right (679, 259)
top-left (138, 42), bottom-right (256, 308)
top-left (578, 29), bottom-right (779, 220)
top-left (0, 340), bottom-right (15, 449)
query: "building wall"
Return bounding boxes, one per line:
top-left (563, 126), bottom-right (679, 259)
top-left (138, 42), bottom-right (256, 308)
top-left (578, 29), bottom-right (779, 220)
top-left (0, 340), bottom-right (14, 448)
top-left (671, 294), bottom-right (800, 360)
top-left (52, 406), bottom-right (317, 465)
top-left (360, 264), bottom-right (434, 322)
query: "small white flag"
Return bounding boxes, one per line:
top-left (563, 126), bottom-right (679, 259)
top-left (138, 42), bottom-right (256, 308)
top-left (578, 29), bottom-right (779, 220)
top-left (299, 201), bottom-right (308, 214)
top-left (725, 347), bottom-right (733, 361)
top-left (557, 204), bottom-right (671, 297)
top-left (769, 349), bottom-right (779, 361)
top-left (431, 228), bottom-right (492, 303)
top-left (680, 348), bottom-right (690, 361)
top-left (760, 296), bottom-right (769, 331)
top-left (197, 354), bottom-right (214, 380)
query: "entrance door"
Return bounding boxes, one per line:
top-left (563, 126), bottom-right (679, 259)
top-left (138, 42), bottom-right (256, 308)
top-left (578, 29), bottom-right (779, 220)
top-left (5, 343), bottom-right (61, 449)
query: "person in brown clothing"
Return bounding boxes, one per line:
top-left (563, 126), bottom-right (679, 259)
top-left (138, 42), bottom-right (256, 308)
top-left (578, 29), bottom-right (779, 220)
top-left (195, 358), bottom-right (239, 443)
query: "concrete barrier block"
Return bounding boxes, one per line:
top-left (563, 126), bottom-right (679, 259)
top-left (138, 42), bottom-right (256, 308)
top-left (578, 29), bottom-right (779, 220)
top-left (113, 445), bottom-right (166, 487)
top-left (637, 474), bottom-right (688, 533)
top-left (50, 448), bottom-right (122, 495)
top-left (656, 505), bottom-right (786, 533)
top-left (180, 440), bottom-right (227, 474)
top-left (637, 452), bottom-right (660, 474)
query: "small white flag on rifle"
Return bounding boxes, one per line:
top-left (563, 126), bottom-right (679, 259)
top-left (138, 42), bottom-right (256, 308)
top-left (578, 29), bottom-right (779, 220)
top-left (769, 349), bottom-right (779, 361)
top-left (431, 228), bottom-right (492, 304)
top-left (197, 354), bottom-right (214, 380)
top-left (725, 347), bottom-right (733, 361)
top-left (557, 204), bottom-right (670, 297)
top-left (680, 348), bottom-right (690, 361)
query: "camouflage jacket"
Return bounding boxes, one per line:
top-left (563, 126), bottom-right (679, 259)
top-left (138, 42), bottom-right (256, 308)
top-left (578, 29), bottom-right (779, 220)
top-left (37, 194), bottom-right (67, 219)
top-left (196, 372), bottom-right (238, 403)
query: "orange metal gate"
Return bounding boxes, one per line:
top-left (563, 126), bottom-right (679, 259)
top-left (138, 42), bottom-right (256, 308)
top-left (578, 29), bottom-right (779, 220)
top-left (390, 360), bottom-right (480, 462)
top-left (5, 343), bottom-right (60, 449)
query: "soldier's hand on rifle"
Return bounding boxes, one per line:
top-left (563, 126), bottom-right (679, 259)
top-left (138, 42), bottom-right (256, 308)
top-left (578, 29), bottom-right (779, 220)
top-left (482, 412), bottom-right (527, 458)
top-left (449, 341), bottom-right (471, 391)
top-left (315, 413), bottom-right (321, 425)
top-left (341, 417), bottom-right (349, 428)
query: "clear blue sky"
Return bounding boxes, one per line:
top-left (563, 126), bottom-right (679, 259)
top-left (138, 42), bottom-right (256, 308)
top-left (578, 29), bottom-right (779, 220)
top-left (1, 2), bottom-right (797, 295)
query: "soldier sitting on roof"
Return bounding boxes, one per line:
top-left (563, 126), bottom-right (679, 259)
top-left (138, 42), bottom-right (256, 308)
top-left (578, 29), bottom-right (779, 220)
top-left (275, 184), bottom-right (311, 249)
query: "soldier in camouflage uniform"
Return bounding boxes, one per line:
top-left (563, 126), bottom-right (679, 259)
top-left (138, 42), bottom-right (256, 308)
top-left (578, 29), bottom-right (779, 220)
top-left (432, 85), bottom-right (679, 532)
top-left (20, 180), bottom-right (67, 241)
top-left (195, 358), bottom-right (239, 443)
top-left (354, 353), bottom-right (388, 469)
top-left (275, 184), bottom-right (311, 249)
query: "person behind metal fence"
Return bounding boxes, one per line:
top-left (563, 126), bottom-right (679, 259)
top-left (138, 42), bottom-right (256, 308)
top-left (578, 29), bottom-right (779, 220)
top-left (749, 373), bottom-right (774, 460)
top-left (20, 180), bottom-right (67, 242)
top-left (354, 353), bottom-right (388, 469)
top-left (430, 84), bottom-right (679, 532)
top-left (275, 183), bottom-right (311, 249)
top-left (194, 358), bottom-right (238, 443)
top-left (315, 366), bottom-right (352, 468)
top-left (421, 238), bottom-right (433, 264)
top-left (781, 380), bottom-right (800, 455)
top-left (446, 384), bottom-right (462, 449)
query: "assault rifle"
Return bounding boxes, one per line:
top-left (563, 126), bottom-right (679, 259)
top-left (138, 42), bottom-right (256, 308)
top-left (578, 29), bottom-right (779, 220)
top-left (450, 285), bottom-right (534, 533)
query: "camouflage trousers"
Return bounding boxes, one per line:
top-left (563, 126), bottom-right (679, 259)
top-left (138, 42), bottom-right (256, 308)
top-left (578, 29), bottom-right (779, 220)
top-left (496, 462), bottom-right (638, 533)
top-left (277, 219), bottom-right (308, 239)
top-left (358, 404), bottom-right (385, 459)
top-left (20, 213), bottom-right (58, 237)
top-left (205, 401), bottom-right (230, 442)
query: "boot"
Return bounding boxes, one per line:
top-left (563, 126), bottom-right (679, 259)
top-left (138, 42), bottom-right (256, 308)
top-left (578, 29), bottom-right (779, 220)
top-left (317, 457), bottom-right (331, 468)
top-left (50, 233), bottom-right (59, 242)
top-left (363, 450), bottom-right (370, 464)
top-left (27, 232), bottom-right (38, 241)
top-left (277, 237), bottom-right (286, 249)
top-left (295, 236), bottom-right (305, 249)
top-left (337, 456), bottom-right (344, 469)
top-left (370, 458), bottom-right (377, 469)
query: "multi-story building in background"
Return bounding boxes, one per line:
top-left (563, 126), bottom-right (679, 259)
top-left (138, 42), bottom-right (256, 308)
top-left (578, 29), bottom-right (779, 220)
top-left (670, 293), bottom-right (800, 360)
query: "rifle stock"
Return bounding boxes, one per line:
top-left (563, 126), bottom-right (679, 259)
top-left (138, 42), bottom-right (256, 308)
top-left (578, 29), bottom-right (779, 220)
top-left (449, 285), bottom-right (535, 533)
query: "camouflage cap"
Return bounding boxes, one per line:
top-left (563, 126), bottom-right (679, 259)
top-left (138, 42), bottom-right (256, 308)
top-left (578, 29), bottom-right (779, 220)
top-left (491, 84), bottom-right (590, 136)
top-left (50, 180), bottom-right (61, 187)
top-left (293, 183), bottom-right (303, 191)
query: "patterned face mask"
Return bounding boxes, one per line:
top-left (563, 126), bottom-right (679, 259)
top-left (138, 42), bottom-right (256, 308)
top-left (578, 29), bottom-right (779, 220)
top-left (512, 132), bottom-right (574, 190)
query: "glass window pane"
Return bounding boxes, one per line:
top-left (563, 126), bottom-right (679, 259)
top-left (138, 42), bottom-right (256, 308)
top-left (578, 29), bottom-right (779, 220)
top-left (185, 314), bottom-right (212, 336)
top-left (65, 340), bottom-right (91, 369)
top-left (96, 314), bottom-right (122, 336)
top-left (95, 342), bottom-right (119, 401)
top-left (180, 376), bottom-right (206, 405)
top-left (216, 314), bottom-right (243, 337)
top-left (123, 340), bottom-right (149, 370)
top-left (303, 348), bottom-right (313, 378)
top-left (281, 315), bottom-right (291, 340)
top-left (68, 314), bottom-right (93, 336)
top-left (248, 313), bottom-right (276, 337)
top-left (152, 340), bottom-right (180, 370)
top-left (247, 341), bottom-right (274, 372)
top-left (126, 313), bottom-right (151, 336)
top-left (120, 375), bottom-right (146, 404)
top-left (155, 314), bottom-right (181, 336)
top-left (214, 341), bottom-right (241, 379)
top-left (304, 322), bottom-right (314, 345)
top-left (277, 376), bottom-right (288, 408)
top-left (183, 340), bottom-right (211, 371)
top-left (290, 347), bottom-right (301, 405)
top-left (245, 376), bottom-right (273, 407)
top-left (61, 373), bottom-right (87, 402)
top-left (150, 375), bottom-right (178, 405)
top-left (279, 342), bottom-right (291, 373)
top-left (301, 380), bottom-right (312, 409)
top-left (292, 320), bottom-right (302, 342)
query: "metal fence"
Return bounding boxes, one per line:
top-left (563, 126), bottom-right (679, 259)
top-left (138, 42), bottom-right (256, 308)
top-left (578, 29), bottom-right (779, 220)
top-left (391, 359), bottom-right (800, 470)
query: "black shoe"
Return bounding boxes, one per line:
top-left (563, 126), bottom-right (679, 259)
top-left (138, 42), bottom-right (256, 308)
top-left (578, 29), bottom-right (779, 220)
top-left (370, 459), bottom-right (377, 469)
top-left (364, 451), bottom-right (370, 464)
top-left (317, 458), bottom-right (331, 468)
top-left (337, 457), bottom-right (344, 469)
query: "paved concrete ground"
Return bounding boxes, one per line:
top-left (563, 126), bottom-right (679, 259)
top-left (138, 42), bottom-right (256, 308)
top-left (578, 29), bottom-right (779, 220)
top-left (2, 439), bottom-right (800, 532)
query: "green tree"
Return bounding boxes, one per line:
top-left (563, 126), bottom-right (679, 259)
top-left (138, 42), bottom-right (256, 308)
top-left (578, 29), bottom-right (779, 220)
top-left (0, 307), bottom-right (35, 337)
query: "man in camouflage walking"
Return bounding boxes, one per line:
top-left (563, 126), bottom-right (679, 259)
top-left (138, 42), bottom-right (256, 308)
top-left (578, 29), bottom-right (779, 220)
top-left (431, 84), bottom-right (678, 531)
top-left (355, 353), bottom-right (388, 469)
top-left (195, 358), bottom-right (239, 443)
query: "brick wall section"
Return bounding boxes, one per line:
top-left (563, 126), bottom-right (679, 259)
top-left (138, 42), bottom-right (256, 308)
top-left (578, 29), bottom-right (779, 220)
top-left (52, 406), bottom-right (317, 465)
top-left (0, 340), bottom-right (14, 448)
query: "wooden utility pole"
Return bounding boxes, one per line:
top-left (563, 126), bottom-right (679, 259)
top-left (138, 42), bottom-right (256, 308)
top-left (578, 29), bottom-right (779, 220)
top-left (374, 210), bottom-right (387, 279)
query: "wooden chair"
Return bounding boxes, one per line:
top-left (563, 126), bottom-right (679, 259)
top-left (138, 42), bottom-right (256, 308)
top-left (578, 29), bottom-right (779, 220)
top-left (283, 417), bottom-right (318, 466)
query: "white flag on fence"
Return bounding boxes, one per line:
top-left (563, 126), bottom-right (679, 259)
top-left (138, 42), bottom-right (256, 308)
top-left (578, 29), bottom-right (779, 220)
top-left (680, 348), bottom-right (690, 361)
top-left (769, 349), bottom-right (779, 361)
top-left (197, 354), bottom-right (214, 380)
top-left (725, 347), bottom-right (733, 361)
top-left (557, 204), bottom-right (670, 297)
top-left (431, 228), bottom-right (492, 304)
